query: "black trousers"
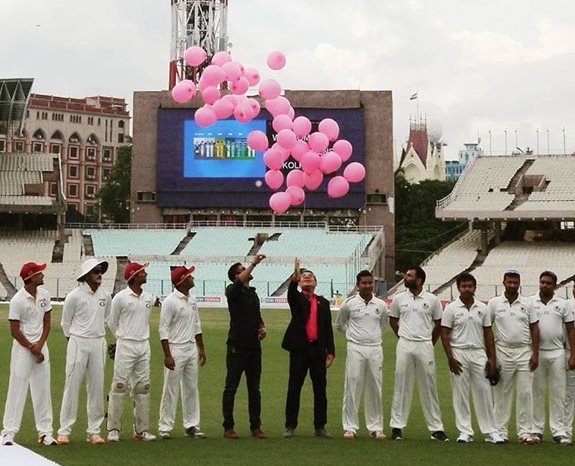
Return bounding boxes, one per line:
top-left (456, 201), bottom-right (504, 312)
top-left (285, 344), bottom-right (327, 430)
top-left (222, 345), bottom-right (262, 430)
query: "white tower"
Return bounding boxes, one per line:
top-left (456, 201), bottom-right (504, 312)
top-left (169, 0), bottom-right (229, 89)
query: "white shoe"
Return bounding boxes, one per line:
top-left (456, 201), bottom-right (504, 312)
top-left (343, 430), bottom-right (355, 439)
top-left (134, 431), bottom-right (156, 441)
top-left (159, 431), bottom-right (171, 439)
top-left (2, 433), bottom-right (14, 446)
top-left (456, 433), bottom-right (473, 443)
top-left (38, 434), bottom-right (58, 446)
top-left (369, 431), bottom-right (386, 440)
top-left (485, 432), bottom-right (505, 444)
top-left (107, 430), bottom-right (120, 442)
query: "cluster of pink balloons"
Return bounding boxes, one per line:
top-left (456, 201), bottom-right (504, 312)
top-left (170, 47), bottom-right (366, 214)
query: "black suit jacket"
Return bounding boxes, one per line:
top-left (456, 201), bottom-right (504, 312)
top-left (281, 279), bottom-right (335, 357)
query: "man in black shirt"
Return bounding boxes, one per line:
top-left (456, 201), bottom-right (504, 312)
top-left (222, 254), bottom-right (267, 439)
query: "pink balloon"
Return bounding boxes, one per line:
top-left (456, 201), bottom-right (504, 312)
top-left (301, 151), bottom-right (321, 174)
top-left (286, 169), bottom-right (305, 187)
top-left (244, 67), bottom-right (261, 86)
top-left (221, 94), bottom-right (239, 106)
top-left (265, 96), bottom-right (291, 117)
top-left (171, 80), bottom-right (196, 104)
top-left (222, 61), bottom-right (243, 81)
top-left (304, 170), bottom-right (323, 191)
top-left (234, 102), bottom-right (253, 123)
top-left (184, 46), bottom-right (207, 67)
top-left (267, 50), bottom-right (287, 70)
top-left (320, 151), bottom-right (343, 174)
top-left (333, 139), bottom-right (353, 162)
top-left (343, 162), bottom-right (366, 183)
top-left (201, 65), bottom-right (226, 85)
top-left (263, 149), bottom-right (284, 170)
top-left (265, 170), bottom-right (284, 190)
top-left (290, 140), bottom-right (309, 162)
top-left (194, 106), bottom-right (217, 128)
top-left (269, 191), bottom-right (291, 214)
top-left (201, 86), bottom-right (220, 105)
top-left (287, 107), bottom-right (295, 119)
top-left (308, 132), bottom-right (330, 153)
top-left (292, 116), bottom-right (312, 137)
top-left (271, 143), bottom-right (290, 162)
top-left (211, 51), bottom-right (232, 67)
top-left (247, 130), bottom-right (269, 151)
top-left (258, 79), bottom-right (282, 100)
top-left (318, 118), bottom-right (340, 142)
top-left (327, 176), bottom-right (350, 198)
top-left (231, 76), bottom-right (250, 95)
top-left (277, 129), bottom-right (297, 150)
top-left (272, 114), bottom-right (293, 132)
top-left (212, 98), bottom-right (235, 119)
top-left (286, 185), bottom-right (305, 206)
top-left (245, 98), bottom-right (261, 117)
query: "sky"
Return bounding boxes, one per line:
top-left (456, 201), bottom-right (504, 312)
top-left (2, 0), bottom-right (575, 160)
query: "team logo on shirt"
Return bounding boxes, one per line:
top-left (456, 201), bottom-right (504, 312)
top-left (39, 298), bottom-right (47, 308)
top-left (423, 302), bottom-right (429, 309)
top-left (98, 299), bottom-right (107, 307)
top-left (145, 301), bottom-right (152, 308)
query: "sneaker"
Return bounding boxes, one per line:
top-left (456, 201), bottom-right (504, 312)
top-left (38, 434), bottom-right (58, 446)
top-left (532, 433), bottom-right (543, 443)
top-left (520, 436), bottom-right (536, 445)
top-left (553, 435), bottom-right (572, 445)
top-left (391, 428), bottom-right (403, 441)
top-left (343, 430), bottom-right (356, 439)
top-left (283, 428), bottom-right (294, 439)
top-left (369, 431), bottom-right (386, 440)
top-left (457, 433), bottom-right (473, 443)
top-left (485, 432), bottom-right (505, 444)
top-left (185, 427), bottom-right (206, 439)
top-left (107, 430), bottom-right (120, 442)
top-left (251, 429), bottom-right (266, 439)
top-left (159, 431), bottom-right (171, 440)
top-left (86, 434), bottom-right (105, 445)
top-left (314, 428), bottom-right (333, 438)
top-left (431, 431), bottom-right (450, 442)
top-left (2, 433), bottom-right (14, 446)
top-left (134, 431), bottom-right (156, 441)
top-left (224, 429), bottom-right (239, 439)
top-left (56, 435), bottom-right (70, 445)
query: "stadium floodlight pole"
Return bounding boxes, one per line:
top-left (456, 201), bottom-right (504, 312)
top-left (546, 128), bottom-right (550, 155)
top-left (488, 130), bottom-right (492, 156)
top-left (504, 129), bottom-right (507, 155)
top-left (563, 127), bottom-right (566, 155)
top-left (536, 128), bottom-right (539, 155)
top-left (169, 0), bottom-right (229, 89)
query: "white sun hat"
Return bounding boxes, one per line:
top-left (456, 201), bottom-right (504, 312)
top-left (77, 258), bottom-right (109, 281)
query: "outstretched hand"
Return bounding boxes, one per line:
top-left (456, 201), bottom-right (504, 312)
top-left (293, 257), bottom-right (301, 280)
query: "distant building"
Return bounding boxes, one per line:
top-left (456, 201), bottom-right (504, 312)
top-left (445, 140), bottom-right (483, 182)
top-left (396, 120), bottom-right (446, 183)
top-left (0, 92), bottom-right (130, 215)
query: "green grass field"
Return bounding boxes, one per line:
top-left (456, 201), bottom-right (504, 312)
top-left (0, 304), bottom-right (572, 465)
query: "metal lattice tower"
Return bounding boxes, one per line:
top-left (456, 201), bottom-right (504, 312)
top-left (169, 0), bottom-right (229, 89)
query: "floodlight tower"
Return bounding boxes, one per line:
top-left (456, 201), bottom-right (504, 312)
top-left (169, 0), bottom-right (229, 89)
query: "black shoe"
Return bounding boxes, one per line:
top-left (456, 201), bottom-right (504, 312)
top-left (391, 428), bottom-right (403, 441)
top-left (314, 428), bottom-right (333, 438)
top-left (431, 431), bottom-right (449, 442)
top-left (185, 427), bottom-right (206, 439)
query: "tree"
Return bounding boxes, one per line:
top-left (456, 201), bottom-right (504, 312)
top-left (394, 171), bottom-right (466, 276)
top-left (88, 140), bottom-right (132, 223)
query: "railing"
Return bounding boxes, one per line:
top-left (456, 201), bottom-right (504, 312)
top-left (436, 155), bottom-right (479, 209)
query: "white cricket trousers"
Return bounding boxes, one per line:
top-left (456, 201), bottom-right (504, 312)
top-left (390, 338), bottom-right (444, 432)
top-left (493, 344), bottom-right (533, 440)
top-left (533, 348), bottom-right (567, 437)
top-left (342, 342), bottom-right (383, 433)
top-left (158, 342), bottom-right (200, 433)
top-left (58, 336), bottom-right (106, 436)
top-left (450, 347), bottom-right (497, 436)
top-left (2, 341), bottom-right (53, 437)
top-left (107, 339), bottom-right (151, 434)
top-left (564, 350), bottom-right (575, 438)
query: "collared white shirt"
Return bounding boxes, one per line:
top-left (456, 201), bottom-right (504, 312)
top-left (336, 293), bottom-right (388, 346)
top-left (9, 286), bottom-right (52, 342)
top-left (159, 289), bottom-right (202, 344)
top-left (441, 298), bottom-right (491, 349)
top-left (530, 294), bottom-right (574, 350)
top-left (390, 289), bottom-right (442, 341)
top-left (61, 282), bottom-right (111, 338)
top-left (108, 286), bottom-right (155, 341)
top-left (487, 294), bottom-right (538, 347)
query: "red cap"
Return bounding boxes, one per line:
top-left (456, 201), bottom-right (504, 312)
top-left (124, 262), bottom-right (149, 282)
top-left (171, 265), bottom-right (196, 286)
top-left (20, 262), bottom-right (47, 282)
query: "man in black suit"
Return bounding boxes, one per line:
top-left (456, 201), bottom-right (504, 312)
top-left (282, 258), bottom-right (335, 438)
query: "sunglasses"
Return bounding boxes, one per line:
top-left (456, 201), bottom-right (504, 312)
top-left (91, 268), bottom-right (104, 275)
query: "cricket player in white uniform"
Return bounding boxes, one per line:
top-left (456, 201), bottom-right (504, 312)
top-left (107, 262), bottom-right (156, 442)
top-left (487, 269), bottom-right (539, 444)
top-left (530, 271), bottom-right (575, 444)
top-left (389, 266), bottom-right (449, 442)
top-left (1, 262), bottom-right (57, 446)
top-left (440, 272), bottom-right (504, 444)
top-left (336, 270), bottom-right (387, 440)
top-left (158, 265), bottom-right (207, 439)
top-left (57, 258), bottom-right (111, 445)
top-left (566, 281), bottom-right (575, 441)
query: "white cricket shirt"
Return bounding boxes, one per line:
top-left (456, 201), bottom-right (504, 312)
top-left (441, 298), bottom-right (491, 349)
top-left (487, 294), bottom-right (538, 348)
top-left (390, 289), bottom-right (442, 341)
top-left (9, 286), bottom-right (52, 342)
top-left (336, 293), bottom-right (388, 346)
top-left (159, 289), bottom-right (202, 344)
top-left (108, 287), bottom-right (154, 341)
top-left (61, 282), bottom-right (111, 338)
top-left (530, 294), bottom-right (574, 350)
